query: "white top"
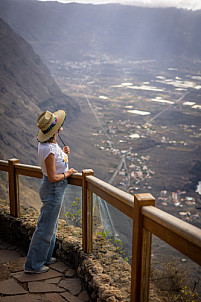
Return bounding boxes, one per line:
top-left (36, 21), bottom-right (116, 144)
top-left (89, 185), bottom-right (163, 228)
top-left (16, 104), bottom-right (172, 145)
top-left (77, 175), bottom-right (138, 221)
top-left (38, 142), bottom-right (68, 176)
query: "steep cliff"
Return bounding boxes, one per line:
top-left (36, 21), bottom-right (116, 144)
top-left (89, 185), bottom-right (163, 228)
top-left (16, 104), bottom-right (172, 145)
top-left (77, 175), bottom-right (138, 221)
top-left (0, 18), bottom-right (79, 164)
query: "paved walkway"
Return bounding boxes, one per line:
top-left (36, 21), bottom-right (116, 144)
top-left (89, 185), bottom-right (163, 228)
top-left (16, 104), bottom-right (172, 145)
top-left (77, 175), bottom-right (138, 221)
top-left (0, 238), bottom-right (89, 302)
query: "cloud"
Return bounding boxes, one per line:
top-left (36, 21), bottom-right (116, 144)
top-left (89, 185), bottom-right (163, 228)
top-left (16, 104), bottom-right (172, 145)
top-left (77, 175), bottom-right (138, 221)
top-left (122, 0), bottom-right (201, 10)
top-left (38, 0), bottom-right (201, 10)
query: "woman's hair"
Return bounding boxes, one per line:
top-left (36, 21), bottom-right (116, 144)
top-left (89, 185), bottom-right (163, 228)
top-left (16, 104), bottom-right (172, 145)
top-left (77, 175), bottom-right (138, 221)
top-left (42, 128), bottom-right (61, 144)
top-left (47, 136), bottom-right (55, 143)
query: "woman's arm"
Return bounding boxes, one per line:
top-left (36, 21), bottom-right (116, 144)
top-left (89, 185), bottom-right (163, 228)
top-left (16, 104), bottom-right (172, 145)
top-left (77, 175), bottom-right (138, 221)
top-left (45, 153), bottom-right (77, 183)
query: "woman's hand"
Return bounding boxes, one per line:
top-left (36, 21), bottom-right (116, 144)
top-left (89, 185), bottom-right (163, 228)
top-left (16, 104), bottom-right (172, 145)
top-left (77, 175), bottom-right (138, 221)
top-left (63, 146), bottom-right (70, 154)
top-left (66, 168), bottom-right (78, 177)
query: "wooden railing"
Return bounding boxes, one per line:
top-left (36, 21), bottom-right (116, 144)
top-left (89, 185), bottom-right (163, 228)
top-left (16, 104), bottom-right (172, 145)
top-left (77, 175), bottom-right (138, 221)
top-left (0, 158), bottom-right (201, 302)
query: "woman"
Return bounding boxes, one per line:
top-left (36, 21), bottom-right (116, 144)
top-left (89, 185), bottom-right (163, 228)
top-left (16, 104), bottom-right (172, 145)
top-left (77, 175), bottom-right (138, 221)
top-left (24, 109), bottom-right (77, 273)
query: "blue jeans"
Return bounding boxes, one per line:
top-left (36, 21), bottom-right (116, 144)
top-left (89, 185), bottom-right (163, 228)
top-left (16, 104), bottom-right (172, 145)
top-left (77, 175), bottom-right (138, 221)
top-left (25, 175), bottom-right (68, 271)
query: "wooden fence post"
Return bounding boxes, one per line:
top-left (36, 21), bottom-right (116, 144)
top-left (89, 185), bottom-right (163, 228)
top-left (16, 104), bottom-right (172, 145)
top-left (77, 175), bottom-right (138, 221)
top-left (131, 193), bottom-right (155, 302)
top-left (8, 158), bottom-right (20, 217)
top-left (82, 169), bottom-right (94, 254)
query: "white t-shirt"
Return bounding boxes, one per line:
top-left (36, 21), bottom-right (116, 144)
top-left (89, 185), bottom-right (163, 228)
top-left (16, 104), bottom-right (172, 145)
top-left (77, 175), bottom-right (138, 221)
top-left (38, 142), bottom-right (68, 176)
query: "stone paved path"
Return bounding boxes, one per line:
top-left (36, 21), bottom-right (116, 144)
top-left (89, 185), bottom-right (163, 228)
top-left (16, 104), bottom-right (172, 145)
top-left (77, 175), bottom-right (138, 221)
top-left (0, 238), bottom-right (89, 302)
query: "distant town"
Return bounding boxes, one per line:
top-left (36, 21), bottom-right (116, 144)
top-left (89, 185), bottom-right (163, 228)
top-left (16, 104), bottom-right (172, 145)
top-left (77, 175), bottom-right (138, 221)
top-left (49, 56), bottom-right (201, 228)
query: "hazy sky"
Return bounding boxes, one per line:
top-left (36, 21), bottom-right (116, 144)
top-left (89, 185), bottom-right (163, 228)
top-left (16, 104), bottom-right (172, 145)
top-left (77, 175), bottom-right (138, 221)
top-left (38, 0), bottom-right (201, 10)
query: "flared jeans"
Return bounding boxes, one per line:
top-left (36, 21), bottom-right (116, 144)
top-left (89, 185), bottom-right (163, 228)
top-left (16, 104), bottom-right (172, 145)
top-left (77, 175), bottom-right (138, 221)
top-left (25, 175), bottom-right (68, 271)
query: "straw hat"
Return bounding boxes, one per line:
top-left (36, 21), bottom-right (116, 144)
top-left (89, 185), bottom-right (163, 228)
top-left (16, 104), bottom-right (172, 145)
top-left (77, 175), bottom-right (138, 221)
top-left (37, 110), bottom-right (66, 143)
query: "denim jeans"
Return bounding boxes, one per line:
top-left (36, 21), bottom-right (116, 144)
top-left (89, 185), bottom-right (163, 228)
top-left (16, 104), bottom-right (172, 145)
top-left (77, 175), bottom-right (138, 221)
top-left (25, 175), bottom-right (68, 271)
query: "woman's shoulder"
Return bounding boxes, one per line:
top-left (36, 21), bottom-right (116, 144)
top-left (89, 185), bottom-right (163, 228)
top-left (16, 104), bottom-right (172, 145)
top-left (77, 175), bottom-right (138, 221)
top-left (39, 142), bottom-right (49, 150)
top-left (38, 142), bottom-right (62, 155)
top-left (38, 142), bottom-right (57, 153)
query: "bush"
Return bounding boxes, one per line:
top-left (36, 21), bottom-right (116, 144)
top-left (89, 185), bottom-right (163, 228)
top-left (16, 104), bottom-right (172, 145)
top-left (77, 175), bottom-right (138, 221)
top-left (64, 197), bottom-right (82, 227)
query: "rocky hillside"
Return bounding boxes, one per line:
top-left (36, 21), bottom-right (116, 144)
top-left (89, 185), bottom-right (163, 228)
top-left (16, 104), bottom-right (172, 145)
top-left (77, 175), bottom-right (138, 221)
top-left (0, 0), bottom-right (201, 62)
top-left (0, 18), bottom-right (79, 164)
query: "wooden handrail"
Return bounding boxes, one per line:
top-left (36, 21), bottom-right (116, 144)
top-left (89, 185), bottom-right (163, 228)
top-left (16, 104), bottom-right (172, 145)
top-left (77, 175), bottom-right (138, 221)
top-left (86, 174), bottom-right (134, 218)
top-left (0, 160), bottom-right (82, 185)
top-left (0, 158), bottom-right (201, 302)
top-left (0, 160), bottom-right (9, 172)
top-left (15, 163), bottom-right (43, 178)
top-left (142, 206), bottom-right (201, 265)
top-left (68, 172), bottom-right (82, 186)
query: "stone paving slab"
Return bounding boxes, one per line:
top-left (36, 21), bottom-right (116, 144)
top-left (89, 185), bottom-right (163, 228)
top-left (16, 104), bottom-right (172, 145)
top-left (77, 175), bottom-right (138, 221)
top-left (7, 257), bottom-right (26, 273)
top-left (0, 257), bottom-right (26, 283)
top-left (0, 294), bottom-right (40, 302)
top-left (0, 279), bottom-right (27, 295)
top-left (0, 249), bottom-right (21, 263)
top-left (78, 291), bottom-right (89, 302)
top-left (49, 261), bottom-right (69, 273)
top-left (28, 281), bottom-right (65, 293)
top-left (12, 268), bottom-right (63, 282)
top-left (59, 278), bottom-right (82, 295)
top-left (65, 268), bottom-right (76, 278)
top-left (61, 292), bottom-right (83, 302)
top-left (44, 277), bottom-right (61, 284)
top-left (44, 292), bottom-right (67, 302)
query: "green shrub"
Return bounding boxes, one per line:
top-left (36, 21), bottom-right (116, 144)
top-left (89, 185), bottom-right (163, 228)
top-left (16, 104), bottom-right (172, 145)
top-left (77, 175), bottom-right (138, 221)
top-left (64, 197), bottom-right (82, 227)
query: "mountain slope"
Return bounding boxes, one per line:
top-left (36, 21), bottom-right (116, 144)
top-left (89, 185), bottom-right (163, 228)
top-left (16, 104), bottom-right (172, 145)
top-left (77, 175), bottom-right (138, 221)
top-left (0, 0), bottom-right (201, 62)
top-left (0, 18), bottom-right (79, 164)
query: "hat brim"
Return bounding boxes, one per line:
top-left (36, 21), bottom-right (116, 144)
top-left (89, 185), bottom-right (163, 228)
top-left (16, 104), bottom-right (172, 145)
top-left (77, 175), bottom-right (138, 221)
top-left (37, 110), bottom-right (66, 143)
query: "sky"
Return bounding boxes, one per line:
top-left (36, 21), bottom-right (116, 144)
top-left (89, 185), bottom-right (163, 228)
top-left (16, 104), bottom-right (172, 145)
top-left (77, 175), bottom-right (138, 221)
top-left (38, 0), bottom-right (201, 10)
